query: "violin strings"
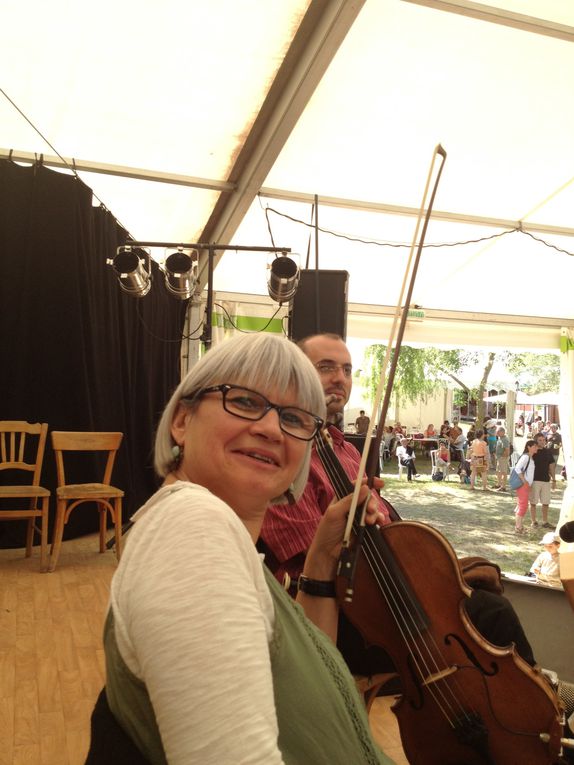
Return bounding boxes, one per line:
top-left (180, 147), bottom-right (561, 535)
top-left (359, 531), bottom-right (470, 726)
top-left (315, 432), bottom-right (476, 727)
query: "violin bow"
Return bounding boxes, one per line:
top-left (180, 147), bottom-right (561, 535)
top-left (339, 144), bottom-right (447, 592)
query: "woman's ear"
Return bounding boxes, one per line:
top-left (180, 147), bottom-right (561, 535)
top-left (171, 403), bottom-right (191, 445)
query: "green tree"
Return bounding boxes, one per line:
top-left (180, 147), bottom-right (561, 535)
top-left (363, 345), bottom-right (475, 416)
top-left (506, 353), bottom-right (560, 394)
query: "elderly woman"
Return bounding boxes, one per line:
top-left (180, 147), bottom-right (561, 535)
top-left (86, 333), bottom-right (393, 765)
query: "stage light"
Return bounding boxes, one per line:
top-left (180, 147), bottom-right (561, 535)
top-left (111, 246), bottom-right (151, 297)
top-left (164, 248), bottom-right (198, 300)
top-left (267, 254), bottom-right (300, 304)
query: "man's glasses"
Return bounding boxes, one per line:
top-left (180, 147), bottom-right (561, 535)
top-left (189, 384), bottom-right (324, 441)
top-left (314, 362), bottom-right (353, 378)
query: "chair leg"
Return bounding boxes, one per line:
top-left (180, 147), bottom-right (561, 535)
top-left (99, 505), bottom-right (107, 553)
top-left (113, 498), bottom-right (122, 561)
top-left (49, 499), bottom-right (67, 573)
top-left (25, 516), bottom-right (34, 558)
top-left (40, 496), bottom-right (49, 572)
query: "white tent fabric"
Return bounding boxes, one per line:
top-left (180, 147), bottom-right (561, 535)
top-left (484, 392), bottom-right (560, 405)
top-left (3, 0), bottom-right (574, 329)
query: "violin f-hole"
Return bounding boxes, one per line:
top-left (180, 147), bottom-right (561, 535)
top-left (445, 633), bottom-right (500, 677)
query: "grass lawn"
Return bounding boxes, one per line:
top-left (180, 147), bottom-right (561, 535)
top-left (379, 455), bottom-right (565, 576)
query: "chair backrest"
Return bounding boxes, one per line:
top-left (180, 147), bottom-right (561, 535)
top-left (0, 421), bottom-right (49, 485)
top-left (51, 431), bottom-right (123, 487)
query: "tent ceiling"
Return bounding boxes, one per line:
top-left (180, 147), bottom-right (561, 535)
top-left (3, 0), bottom-right (574, 334)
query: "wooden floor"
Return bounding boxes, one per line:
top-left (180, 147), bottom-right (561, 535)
top-left (0, 534), bottom-right (408, 765)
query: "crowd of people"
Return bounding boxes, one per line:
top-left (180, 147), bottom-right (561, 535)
top-left (377, 416), bottom-right (564, 548)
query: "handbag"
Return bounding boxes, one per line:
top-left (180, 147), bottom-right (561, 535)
top-left (509, 457), bottom-right (530, 490)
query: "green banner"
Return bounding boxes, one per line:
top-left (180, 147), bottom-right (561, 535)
top-left (211, 312), bottom-right (283, 334)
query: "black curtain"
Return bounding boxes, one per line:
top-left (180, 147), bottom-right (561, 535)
top-left (0, 160), bottom-right (186, 546)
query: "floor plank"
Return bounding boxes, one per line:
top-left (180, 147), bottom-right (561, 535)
top-left (0, 534), bottom-right (408, 764)
top-left (0, 535), bottom-right (116, 765)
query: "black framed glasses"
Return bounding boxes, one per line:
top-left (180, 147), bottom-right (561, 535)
top-left (314, 362), bottom-right (353, 378)
top-left (190, 384), bottom-right (324, 441)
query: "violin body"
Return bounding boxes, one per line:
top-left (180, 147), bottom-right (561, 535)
top-left (337, 521), bottom-right (563, 765)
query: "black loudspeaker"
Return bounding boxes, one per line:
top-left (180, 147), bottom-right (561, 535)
top-left (289, 269), bottom-right (349, 341)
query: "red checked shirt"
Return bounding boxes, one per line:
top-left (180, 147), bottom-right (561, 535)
top-left (260, 426), bottom-right (393, 584)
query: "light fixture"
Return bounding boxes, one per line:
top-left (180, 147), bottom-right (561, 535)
top-left (267, 254), bottom-right (300, 304)
top-left (163, 248), bottom-right (198, 300)
top-left (111, 246), bottom-right (151, 297)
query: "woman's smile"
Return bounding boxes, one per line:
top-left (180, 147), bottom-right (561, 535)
top-left (171, 385), bottom-right (307, 517)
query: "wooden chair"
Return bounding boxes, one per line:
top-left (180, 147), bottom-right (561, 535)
top-left (49, 431), bottom-right (124, 572)
top-left (0, 421), bottom-right (51, 571)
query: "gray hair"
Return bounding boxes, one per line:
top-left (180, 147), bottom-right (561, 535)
top-left (154, 333), bottom-right (326, 503)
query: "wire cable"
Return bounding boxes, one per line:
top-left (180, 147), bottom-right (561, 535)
top-left (213, 302), bottom-right (284, 334)
top-left (260, 198), bottom-right (574, 257)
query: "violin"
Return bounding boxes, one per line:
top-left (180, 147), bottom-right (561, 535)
top-left (315, 430), bottom-right (564, 764)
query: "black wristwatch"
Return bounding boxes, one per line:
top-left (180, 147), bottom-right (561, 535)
top-left (297, 575), bottom-right (336, 598)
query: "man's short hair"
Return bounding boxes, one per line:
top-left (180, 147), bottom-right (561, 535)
top-left (296, 333), bottom-right (344, 353)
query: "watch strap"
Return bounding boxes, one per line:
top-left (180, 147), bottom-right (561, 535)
top-left (297, 574), bottom-right (336, 598)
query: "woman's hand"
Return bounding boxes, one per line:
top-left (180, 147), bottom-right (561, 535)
top-left (303, 478), bottom-right (386, 581)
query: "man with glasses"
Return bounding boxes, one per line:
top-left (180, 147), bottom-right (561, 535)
top-left (529, 433), bottom-right (556, 529)
top-left (259, 333), bottom-right (396, 678)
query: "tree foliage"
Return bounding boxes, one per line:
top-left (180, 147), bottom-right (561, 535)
top-left (506, 353), bottom-right (560, 394)
top-left (363, 345), bottom-right (474, 408)
top-left (362, 345), bottom-right (560, 424)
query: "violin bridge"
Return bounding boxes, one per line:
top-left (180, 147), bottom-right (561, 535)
top-left (422, 666), bottom-right (458, 686)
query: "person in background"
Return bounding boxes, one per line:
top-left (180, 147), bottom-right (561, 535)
top-left (468, 428), bottom-right (489, 491)
top-left (547, 424), bottom-right (562, 467)
top-left (260, 333), bottom-right (397, 682)
top-left (383, 425), bottom-right (396, 458)
top-left (484, 417), bottom-right (498, 468)
top-left (422, 423), bottom-right (437, 457)
top-left (513, 440), bottom-right (538, 534)
top-left (85, 333), bottom-right (394, 765)
top-left (531, 416), bottom-right (544, 435)
top-left (530, 532), bottom-right (562, 588)
top-left (466, 420), bottom-right (477, 444)
top-left (529, 433), bottom-right (556, 529)
top-left (439, 420), bottom-right (451, 437)
top-left (396, 437), bottom-right (419, 481)
top-left (515, 414), bottom-right (525, 437)
top-left (448, 424), bottom-right (466, 464)
top-left (354, 409), bottom-right (370, 435)
top-left (435, 441), bottom-right (451, 472)
top-left (494, 426), bottom-right (510, 492)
